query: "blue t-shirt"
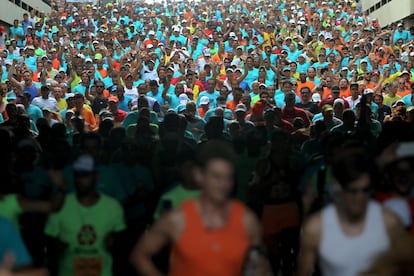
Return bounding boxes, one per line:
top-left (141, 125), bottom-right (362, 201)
top-left (244, 68), bottom-right (259, 84)
top-left (26, 104), bottom-right (43, 123)
top-left (0, 217), bottom-right (32, 268)
top-left (197, 91), bottom-right (220, 108)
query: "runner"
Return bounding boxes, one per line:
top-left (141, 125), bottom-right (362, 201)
top-left (44, 155), bottom-right (125, 276)
top-left (131, 140), bottom-right (269, 275)
top-left (297, 147), bottom-right (405, 276)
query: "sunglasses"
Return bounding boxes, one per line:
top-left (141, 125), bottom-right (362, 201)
top-left (344, 186), bottom-right (372, 195)
top-left (96, 85), bottom-right (104, 88)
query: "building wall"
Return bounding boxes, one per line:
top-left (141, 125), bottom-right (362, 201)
top-left (0, 0), bottom-right (51, 27)
top-left (362, 0), bottom-right (414, 27)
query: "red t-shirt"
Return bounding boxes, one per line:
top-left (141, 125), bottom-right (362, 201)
top-left (282, 106), bottom-right (311, 127)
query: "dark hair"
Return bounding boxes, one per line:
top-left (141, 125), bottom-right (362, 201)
top-left (331, 147), bottom-right (375, 188)
top-left (80, 132), bottom-right (102, 151)
top-left (195, 140), bottom-right (236, 168)
top-left (300, 86), bottom-right (311, 94)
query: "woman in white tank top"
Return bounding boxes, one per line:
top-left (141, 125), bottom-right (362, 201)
top-left (297, 148), bottom-right (406, 276)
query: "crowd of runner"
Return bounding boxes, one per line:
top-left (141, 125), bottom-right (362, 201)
top-left (0, 0), bottom-right (414, 275)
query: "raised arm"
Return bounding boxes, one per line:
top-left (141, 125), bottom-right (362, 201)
top-left (8, 60), bottom-right (24, 91)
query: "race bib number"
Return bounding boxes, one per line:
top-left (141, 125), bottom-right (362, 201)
top-left (74, 257), bottom-right (102, 276)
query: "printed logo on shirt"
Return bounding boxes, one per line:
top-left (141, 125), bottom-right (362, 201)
top-left (77, 224), bottom-right (97, 246)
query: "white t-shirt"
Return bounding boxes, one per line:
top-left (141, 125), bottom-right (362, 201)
top-left (31, 96), bottom-right (59, 112)
top-left (124, 86), bottom-right (138, 101)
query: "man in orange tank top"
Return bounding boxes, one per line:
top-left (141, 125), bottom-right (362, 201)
top-left (131, 140), bottom-right (270, 276)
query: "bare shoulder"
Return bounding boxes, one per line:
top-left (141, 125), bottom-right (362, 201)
top-left (152, 207), bottom-right (185, 242)
top-left (244, 207), bottom-right (260, 226)
top-left (381, 207), bottom-right (405, 238)
top-left (243, 206), bottom-right (262, 244)
top-left (301, 212), bottom-right (322, 246)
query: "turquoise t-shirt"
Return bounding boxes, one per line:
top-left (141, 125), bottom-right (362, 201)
top-left (0, 217), bottom-right (32, 268)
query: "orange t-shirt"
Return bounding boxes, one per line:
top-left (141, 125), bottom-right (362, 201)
top-left (297, 81), bottom-right (315, 95)
top-left (97, 68), bottom-right (108, 79)
top-left (169, 200), bottom-right (250, 276)
top-left (397, 89), bottom-right (410, 98)
top-left (226, 100), bottom-right (240, 111)
top-left (73, 106), bottom-right (96, 131)
top-left (52, 58), bottom-right (61, 71)
top-left (198, 107), bottom-right (208, 118)
top-left (340, 87), bottom-right (351, 98)
top-left (212, 53), bottom-right (228, 64)
top-left (365, 82), bottom-right (376, 90)
top-left (322, 87), bottom-right (332, 99)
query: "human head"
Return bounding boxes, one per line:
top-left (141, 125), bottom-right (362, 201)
top-left (332, 147), bottom-right (375, 218)
top-left (193, 140), bottom-right (237, 204)
top-left (300, 87), bottom-right (311, 103)
top-left (73, 154), bottom-right (98, 196)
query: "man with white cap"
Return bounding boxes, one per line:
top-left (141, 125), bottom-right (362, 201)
top-left (363, 88), bottom-right (379, 116)
top-left (197, 96), bottom-right (210, 118)
top-left (169, 26), bottom-right (186, 46)
top-left (234, 103), bottom-right (255, 135)
top-left (196, 49), bottom-right (212, 72)
top-left (141, 59), bottom-right (158, 81)
top-left (393, 23), bottom-right (409, 44)
top-left (197, 79), bottom-right (220, 109)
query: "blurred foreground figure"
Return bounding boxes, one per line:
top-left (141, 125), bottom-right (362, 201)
top-left (44, 155), bottom-right (125, 276)
top-left (131, 140), bottom-right (269, 276)
top-left (0, 217), bottom-right (49, 276)
top-left (361, 234), bottom-right (414, 276)
top-left (297, 147), bottom-right (405, 276)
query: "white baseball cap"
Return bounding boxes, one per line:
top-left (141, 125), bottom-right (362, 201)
top-left (199, 96), bottom-right (210, 105)
top-left (178, 93), bottom-right (189, 105)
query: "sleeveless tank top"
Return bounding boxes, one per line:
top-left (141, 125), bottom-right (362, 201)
top-left (170, 199), bottom-right (250, 276)
top-left (319, 201), bottom-right (390, 276)
top-left (23, 85), bottom-right (38, 102)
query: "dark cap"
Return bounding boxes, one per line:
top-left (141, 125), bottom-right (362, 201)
top-left (332, 86), bottom-right (340, 93)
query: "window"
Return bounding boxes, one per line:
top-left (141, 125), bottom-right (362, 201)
top-left (22, 1), bottom-right (27, 10)
top-left (15, 0), bottom-right (21, 7)
top-left (375, 2), bottom-right (381, 9)
top-left (381, 0), bottom-right (387, 5)
top-left (370, 6), bottom-right (375, 13)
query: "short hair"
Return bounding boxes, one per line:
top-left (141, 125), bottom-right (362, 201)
top-left (300, 86), bottom-right (311, 93)
top-left (80, 132), bottom-right (102, 151)
top-left (195, 140), bottom-right (237, 169)
top-left (282, 80), bottom-right (293, 87)
top-left (331, 147), bottom-right (375, 188)
top-left (286, 91), bottom-right (296, 99)
top-left (259, 91), bottom-right (269, 98)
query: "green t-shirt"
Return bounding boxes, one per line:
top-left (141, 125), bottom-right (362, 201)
top-left (153, 184), bottom-right (200, 219)
top-left (0, 194), bottom-right (23, 227)
top-left (44, 193), bottom-right (125, 276)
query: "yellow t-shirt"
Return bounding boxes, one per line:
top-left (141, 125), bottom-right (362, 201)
top-left (383, 95), bottom-right (401, 107)
top-left (57, 99), bottom-right (68, 111)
